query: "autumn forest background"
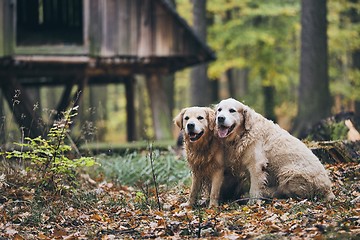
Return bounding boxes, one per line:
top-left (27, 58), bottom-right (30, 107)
top-left (0, 0), bottom-right (359, 145)
top-left (0, 0), bottom-right (359, 239)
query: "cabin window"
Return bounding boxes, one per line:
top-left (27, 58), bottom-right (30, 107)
top-left (16, 0), bottom-right (83, 46)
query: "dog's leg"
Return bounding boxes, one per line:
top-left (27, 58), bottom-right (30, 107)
top-left (209, 169), bottom-right (224, 207)
top-left (247, 145), bottom-right (268, 204)
top-left (185, 174), bottom-right (201, 207)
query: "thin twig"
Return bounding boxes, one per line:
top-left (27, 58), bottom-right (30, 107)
top-left (230, 197), bottom-right (275, 205)
top-left (43, 92), bottom-right (81, 179)
top-left (197, 207), bottom-right (202, 238)
top-left (148, 142), bottom-right (161, 211)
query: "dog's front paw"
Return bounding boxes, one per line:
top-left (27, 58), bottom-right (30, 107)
top-left (208, 201), bottom-right (219, 208)
top-left (248, 196), bottom-right (263, 205)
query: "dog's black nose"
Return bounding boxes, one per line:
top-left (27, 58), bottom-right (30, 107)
top-left (217, 116), bottom-right (225, 123)
top-left (187, 123), bottom-right (195, 130)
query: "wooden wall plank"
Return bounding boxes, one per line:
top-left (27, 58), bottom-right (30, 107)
top-left (116, 0), bottom-right (131, 55)
top-left (83, 0), bottom-right (90, 48)
top-left (3, 0), bottom-right (15, 56)
top-left (155, 3), bottom-right (171, 56)
top-left (102, 0), bottom-right (116, 56)
top-left (138, 0), bottom-right (153, 57)
top-left (129, 0), bottom-right (140, 56)
top-left (89, 0), bottom-right (102, 55)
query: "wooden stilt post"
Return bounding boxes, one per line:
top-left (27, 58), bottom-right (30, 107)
top-left (55, 80), bottom-right (75, 118)
top-left (125, 77), bottom-right (136, 142)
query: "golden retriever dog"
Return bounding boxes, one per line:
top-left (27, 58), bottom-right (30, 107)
top-left (174, 107), bottom-right (245, 207)
top-left (215, 98), bottom-right (335, 203)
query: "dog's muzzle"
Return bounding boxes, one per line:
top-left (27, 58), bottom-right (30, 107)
top-left (217, 116), bottom-right (235, 138)
top-left (186, 123), bottom-right (204, 142)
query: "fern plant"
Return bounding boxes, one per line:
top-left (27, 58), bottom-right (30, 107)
top-left (5, 106), bottom-right (96, 191)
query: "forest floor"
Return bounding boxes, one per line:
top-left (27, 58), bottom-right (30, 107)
top-left (0, 162), bottom-right (359, 239)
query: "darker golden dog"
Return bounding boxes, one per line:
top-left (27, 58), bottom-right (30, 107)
top-left (174, 107), bottom-right (245, 207)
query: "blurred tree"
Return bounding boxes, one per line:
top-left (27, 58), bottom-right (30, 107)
top-left (207, 0), bottom-right (299, 117)
top-left (293, 0), bottom-right (331, 137)
top-left (190, 0), bottom-right (211, 106)
top-left (348, 0), bottom-right (360, 114)
top-left (177, 0), bottom-right (358, 130)
top-left (146, 73), bottom-right (172, 140)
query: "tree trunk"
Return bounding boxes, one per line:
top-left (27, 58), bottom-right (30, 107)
top-left (224, 68), bottom-right (249, 100)
top-left (263, 85), bottom-right (277, 122)
top-left (293, 0), bottom-right (331, 137)
top-left (190, 0), bottom-right (210, 106)
top-left (146, 73), bottom-right (172, 140)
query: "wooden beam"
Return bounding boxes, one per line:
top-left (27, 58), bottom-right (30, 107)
top-left (1, 76), bottom-right (44, 138)
top-left (55, 79), bottom-right (75, 119)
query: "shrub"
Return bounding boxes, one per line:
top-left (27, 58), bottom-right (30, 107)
top-left (5, 106), bottom-right (97, 192)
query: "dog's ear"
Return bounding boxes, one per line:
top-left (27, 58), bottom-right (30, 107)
top-left (206, 108), bottom-right (216, 131)
top-left (242, 107), bottom-right (253, 131)
top-left (173, 108), bottom-right (187, 129)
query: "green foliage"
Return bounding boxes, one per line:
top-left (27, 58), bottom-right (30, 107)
top-left (330, 121), bottom-right (349, 141)
top-left (177, 0), bottom-right (300, 112)
top-left (328, 0), bottom-right (360, 101)
top-left (92, 151), bottom-right (190, 187)
top-left (207, 0), bottom-right (300, 77)
top-left (305, 120), bottom-right (348, 141)
top-left (5, 106), bottom-right (97, 191)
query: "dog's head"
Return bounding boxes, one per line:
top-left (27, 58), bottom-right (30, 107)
top-left (174, 107), bottom-right (215, 143)
top-left (215, 98), bottom-right (252, 141)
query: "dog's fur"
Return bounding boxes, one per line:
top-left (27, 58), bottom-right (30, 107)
top-left (215, 98), bottom-right (335, 203)
top-left (174, 107), bottom-right (245, 207)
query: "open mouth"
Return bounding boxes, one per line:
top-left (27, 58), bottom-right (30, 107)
top-left (217, 124), bottom-right (235, 138)
top-left (188, 131), bottom-right (204, 142)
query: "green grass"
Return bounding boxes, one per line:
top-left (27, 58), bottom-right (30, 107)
top-left (80, 139), bottom-right (177, 154)
top-left (91, 150), bottom-right (190, 187)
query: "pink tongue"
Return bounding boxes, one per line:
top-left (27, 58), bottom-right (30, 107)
top-left (218, 128), bottom-right (228, 138)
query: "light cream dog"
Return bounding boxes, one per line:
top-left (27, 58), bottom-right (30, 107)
top-left (174, 107), bottom-right (245, 207)
top-left (215, 98), bottom-right (335, 203)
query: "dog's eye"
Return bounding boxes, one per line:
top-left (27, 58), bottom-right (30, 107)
top-left (218, 108), bottom-right (222, 112)
top-left (184, 116), bottom-right (189, 120)
top-left (197, 116), bottom-right (204, 120)
top-left (229, 109), bottom-right (236, 113)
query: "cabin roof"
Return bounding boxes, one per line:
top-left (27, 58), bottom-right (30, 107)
top-left (158, 0), bottom-right (215, 62)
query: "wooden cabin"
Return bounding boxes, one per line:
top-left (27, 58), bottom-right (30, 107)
top-left (0, 0), bottom-right (215, 141)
